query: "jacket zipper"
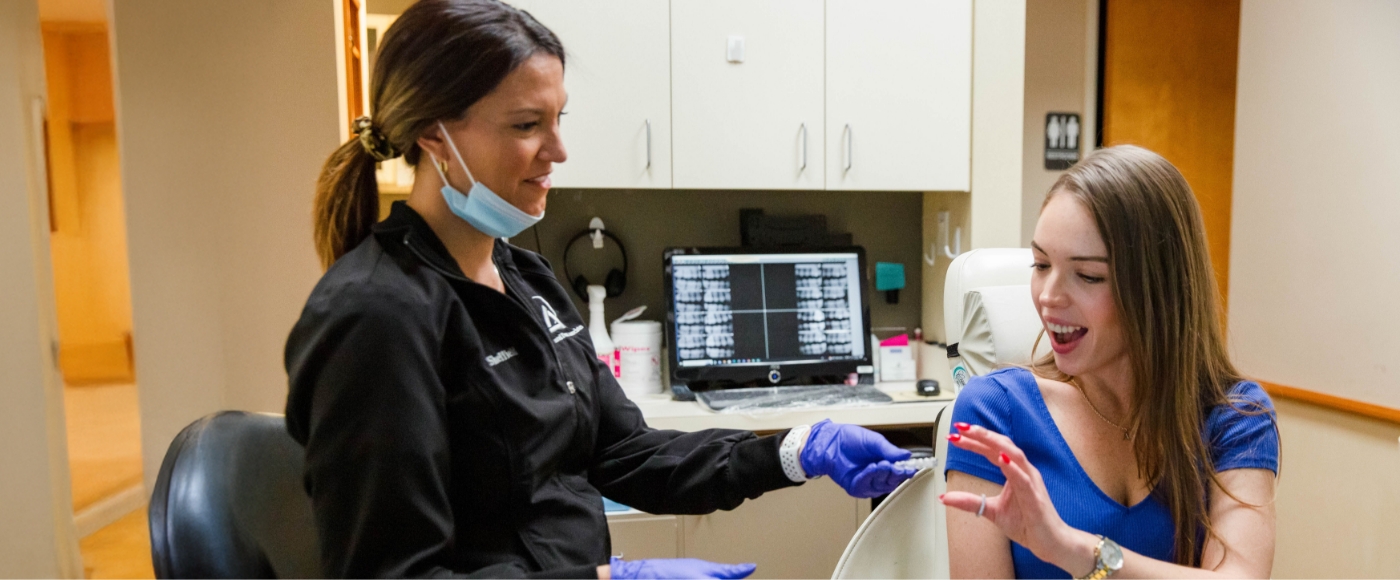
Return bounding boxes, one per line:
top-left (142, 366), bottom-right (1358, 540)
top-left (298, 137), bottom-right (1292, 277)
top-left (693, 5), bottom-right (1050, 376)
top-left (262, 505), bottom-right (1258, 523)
top-left (401, 233), bottom-right (576, 398)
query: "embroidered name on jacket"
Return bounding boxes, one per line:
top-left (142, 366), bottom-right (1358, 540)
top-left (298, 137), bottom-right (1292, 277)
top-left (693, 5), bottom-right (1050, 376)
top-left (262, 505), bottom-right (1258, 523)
top-left (486, 348), bottom-right (518, 367)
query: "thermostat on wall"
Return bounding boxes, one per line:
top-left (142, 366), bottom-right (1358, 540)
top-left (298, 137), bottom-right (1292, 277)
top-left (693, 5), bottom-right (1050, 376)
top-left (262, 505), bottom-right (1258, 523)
top-left (727, 35), bottom-right (745, 63)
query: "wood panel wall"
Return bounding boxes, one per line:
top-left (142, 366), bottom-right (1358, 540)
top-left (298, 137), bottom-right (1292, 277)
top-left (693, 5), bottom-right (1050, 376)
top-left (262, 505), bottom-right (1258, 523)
top-left (1102, 0), bottom-right (1240, 313)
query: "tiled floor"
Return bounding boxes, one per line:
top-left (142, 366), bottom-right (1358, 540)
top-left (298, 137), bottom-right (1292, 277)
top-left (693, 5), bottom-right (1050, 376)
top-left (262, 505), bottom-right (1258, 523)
top-left (64, 383), bottom-right (144, 511)
top-left (79, 508), bottom-right (155, 579)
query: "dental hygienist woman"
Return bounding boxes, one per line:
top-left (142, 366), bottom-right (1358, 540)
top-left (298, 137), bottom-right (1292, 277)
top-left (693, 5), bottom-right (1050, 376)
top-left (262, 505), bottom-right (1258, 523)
top-left (284, 1), bottom-right (915, 578)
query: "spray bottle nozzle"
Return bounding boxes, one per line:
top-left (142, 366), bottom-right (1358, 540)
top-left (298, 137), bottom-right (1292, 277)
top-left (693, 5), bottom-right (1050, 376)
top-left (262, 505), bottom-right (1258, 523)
top-left (587, 284), bottom-right (607, 304)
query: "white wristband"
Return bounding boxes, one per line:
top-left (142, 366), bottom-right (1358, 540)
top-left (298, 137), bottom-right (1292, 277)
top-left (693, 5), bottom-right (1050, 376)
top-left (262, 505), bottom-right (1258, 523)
top-left (779, 424), bottom-right (812, 483)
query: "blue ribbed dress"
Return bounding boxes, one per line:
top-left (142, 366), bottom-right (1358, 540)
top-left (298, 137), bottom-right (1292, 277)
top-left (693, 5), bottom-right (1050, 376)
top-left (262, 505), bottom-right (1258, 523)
top-left (945, 368), bottom-right (1279, 578)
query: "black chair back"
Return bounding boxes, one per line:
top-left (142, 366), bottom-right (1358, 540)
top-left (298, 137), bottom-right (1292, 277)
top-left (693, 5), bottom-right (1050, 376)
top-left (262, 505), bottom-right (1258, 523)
top-left (149, 411), bottom-right (320, 578)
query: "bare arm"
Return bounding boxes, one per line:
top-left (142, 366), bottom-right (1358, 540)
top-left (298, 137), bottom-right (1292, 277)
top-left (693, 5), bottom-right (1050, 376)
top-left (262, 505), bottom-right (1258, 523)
top-left (947, 471), bottom-right (1015, 579)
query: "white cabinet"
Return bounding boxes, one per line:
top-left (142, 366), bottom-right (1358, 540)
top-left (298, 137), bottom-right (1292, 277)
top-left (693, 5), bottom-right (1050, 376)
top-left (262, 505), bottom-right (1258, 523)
top-left (670, 0), bottom-right (825, 190)
top-left (511, 0), bottom-right (972, 192)
top-left (512, 0), bottom-right (671, 188)
top-left (826, 0), bottom-right (972, 191)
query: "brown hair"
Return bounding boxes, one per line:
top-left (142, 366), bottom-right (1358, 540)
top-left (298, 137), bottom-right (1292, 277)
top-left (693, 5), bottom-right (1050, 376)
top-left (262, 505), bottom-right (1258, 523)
top-left (313, 0), bottom-right (564, 268)
top-left (1030, 145), bottom-right (1272, 566)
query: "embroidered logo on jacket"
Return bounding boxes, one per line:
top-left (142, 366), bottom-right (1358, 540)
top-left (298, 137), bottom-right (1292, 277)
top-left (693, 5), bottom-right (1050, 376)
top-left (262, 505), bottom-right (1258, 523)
top-left (531, 296), bottom-right (568, 333)
top-left (486, 348), bottom-right (518, 367)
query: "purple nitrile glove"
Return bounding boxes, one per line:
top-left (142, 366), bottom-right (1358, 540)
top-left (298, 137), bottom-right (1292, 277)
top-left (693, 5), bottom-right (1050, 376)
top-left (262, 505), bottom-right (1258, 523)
top-left (609, 556), bottom-right (756, 579)
top-left (800, 419), bottom-right (916, 498)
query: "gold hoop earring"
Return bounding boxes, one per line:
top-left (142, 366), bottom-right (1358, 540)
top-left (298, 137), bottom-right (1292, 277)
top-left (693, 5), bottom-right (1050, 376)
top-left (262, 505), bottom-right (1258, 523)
top-left (438, 159), bottom-right (449, 176)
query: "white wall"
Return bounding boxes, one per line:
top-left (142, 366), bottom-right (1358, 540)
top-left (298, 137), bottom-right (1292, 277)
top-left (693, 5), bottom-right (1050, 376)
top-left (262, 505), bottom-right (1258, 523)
top-left (968, 0), bottom-right (1025, 251)
top-left (110, 0), bottom-right (337, 489)
top-left (1230, 0), bottom-right (1400, 576)
top-left (0, 1), bottom-right (83, 576)
top-left (1230, 0), bottom-right (1400, 409)
top-left (1020, 0), bottom-right (1095, 246)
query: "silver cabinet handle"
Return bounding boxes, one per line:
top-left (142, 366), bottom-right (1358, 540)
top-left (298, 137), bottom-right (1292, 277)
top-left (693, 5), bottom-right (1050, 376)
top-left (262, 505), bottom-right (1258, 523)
top-left (644, 119), bottom-right (652, 170)
top-left (843, 124), bottom-right (853, 173)
top-left (799, 123), bottom-right (808, 171)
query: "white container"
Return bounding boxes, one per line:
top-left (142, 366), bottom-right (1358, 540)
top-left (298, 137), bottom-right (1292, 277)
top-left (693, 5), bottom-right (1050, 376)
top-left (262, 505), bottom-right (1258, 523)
top-left (879, 344), bottom-right (916, 381)
top-left (611, 320), bottom-right (663, 396)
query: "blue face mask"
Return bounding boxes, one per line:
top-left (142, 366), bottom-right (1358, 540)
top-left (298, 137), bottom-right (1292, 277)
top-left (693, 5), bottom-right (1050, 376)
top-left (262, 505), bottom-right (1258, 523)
top-left (429, 121), bottom-right (544, 239)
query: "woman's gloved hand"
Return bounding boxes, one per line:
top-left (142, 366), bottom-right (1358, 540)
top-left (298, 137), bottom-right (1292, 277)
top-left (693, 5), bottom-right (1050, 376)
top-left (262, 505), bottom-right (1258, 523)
top-left (608, 556), bottom-right (756, 579)
top-left (800, 419), bottom-right (916, 498)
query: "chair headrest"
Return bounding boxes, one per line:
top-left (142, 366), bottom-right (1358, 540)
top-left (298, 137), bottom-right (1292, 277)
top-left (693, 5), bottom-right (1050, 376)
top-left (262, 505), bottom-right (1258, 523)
top-left (958, 285), bottom-right (1044, 375)
top-left (943, 248), bottom-right (1033, 345)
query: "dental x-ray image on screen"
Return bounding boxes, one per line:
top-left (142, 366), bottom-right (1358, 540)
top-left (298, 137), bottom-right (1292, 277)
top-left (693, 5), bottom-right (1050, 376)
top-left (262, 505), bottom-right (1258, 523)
top-left (670, 251), bottom-right (867, 370)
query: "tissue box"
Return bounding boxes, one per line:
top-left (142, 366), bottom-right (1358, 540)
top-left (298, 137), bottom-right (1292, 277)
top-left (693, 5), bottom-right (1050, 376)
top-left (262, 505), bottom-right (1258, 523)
top-left (879, 345), bottom-right (916, 381)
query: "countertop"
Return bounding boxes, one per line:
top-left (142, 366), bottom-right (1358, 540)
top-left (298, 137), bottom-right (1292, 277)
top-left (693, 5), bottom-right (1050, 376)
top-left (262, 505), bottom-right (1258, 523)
top-left (636, 341), bottom-right (958, 432)
top-left (634, 381), bottom-right (953, 433)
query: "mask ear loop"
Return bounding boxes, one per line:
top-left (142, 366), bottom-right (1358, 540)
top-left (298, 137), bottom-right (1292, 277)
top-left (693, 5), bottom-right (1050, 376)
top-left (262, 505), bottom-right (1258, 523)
top-left (427, 150), bottom-right (451, 187)
top-left (437, 121), bottom-right (477, 186)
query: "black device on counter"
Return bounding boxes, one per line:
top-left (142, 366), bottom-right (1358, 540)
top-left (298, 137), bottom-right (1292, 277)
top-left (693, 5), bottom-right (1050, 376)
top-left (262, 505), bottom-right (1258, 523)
top-left (664, 246), bottom-right (884, 409)
top-left (917, 379), bottom-right (941, 397)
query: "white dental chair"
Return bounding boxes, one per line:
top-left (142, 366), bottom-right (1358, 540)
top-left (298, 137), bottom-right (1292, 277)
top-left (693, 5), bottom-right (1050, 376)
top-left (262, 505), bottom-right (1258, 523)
top-left (831, 249), bottom-right (1040, 579)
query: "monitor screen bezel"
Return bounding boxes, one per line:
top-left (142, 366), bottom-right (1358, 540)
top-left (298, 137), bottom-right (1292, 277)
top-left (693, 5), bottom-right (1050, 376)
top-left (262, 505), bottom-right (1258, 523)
top-left (664, 245), bottom-right (874, 390)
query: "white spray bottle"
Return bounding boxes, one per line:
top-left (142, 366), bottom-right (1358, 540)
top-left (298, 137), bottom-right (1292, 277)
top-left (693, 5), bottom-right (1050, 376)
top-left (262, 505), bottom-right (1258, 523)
top-left (587, 285), bottom-right (618, 377)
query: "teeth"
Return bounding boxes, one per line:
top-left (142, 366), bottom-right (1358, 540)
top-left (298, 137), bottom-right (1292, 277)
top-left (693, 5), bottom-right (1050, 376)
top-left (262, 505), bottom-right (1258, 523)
top-left (1047, 322), bottom-right (1083, 334)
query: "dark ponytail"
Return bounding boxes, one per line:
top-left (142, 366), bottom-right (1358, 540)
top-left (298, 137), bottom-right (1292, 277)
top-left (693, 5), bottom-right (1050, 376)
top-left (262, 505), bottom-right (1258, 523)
top-left (313, 139), bottom-right (380, 269)
top-left (312, 0), bottom-right (564, 268)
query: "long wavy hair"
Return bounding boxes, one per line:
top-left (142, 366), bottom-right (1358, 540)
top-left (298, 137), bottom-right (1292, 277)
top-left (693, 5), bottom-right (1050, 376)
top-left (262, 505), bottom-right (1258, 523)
top-left (1029, 145), bottom-right (1271, 566)
top-left (312, 0), bottom-right (564, 268)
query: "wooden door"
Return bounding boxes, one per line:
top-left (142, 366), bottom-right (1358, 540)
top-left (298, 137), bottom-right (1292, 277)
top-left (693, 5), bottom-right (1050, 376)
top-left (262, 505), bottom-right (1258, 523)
top-left (1102, 0), bottom-right (1240, 310)
top-left (826, 0), bottom-right (971, 192)
top-left (671, 0), bottom-right (825, 190)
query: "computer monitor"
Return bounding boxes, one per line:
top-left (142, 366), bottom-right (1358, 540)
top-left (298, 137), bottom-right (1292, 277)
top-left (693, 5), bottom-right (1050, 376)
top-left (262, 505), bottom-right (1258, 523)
top-left (664, 246), bottom-right (873, 390)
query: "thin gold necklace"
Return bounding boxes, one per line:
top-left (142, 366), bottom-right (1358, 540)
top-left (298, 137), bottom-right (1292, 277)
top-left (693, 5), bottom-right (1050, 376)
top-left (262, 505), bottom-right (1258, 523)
top-left (1068, 377), bottom-right (1132, 440)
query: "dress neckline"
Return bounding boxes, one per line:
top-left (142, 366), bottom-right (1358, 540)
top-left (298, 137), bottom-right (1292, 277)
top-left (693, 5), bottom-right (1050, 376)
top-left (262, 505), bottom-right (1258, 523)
top-left (1014, 368), bottom-right (1158, 511)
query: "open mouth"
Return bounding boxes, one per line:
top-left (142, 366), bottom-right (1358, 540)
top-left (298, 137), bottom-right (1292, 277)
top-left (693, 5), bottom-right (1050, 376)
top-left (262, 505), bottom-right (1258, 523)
top-left (1047, 321), bottom-right (1088, 351)
top-left (524, 173), bottom-right (552, 188)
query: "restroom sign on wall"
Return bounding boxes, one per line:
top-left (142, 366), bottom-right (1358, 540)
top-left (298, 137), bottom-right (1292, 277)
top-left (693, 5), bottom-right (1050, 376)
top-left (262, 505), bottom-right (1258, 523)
top-left (1044, 112), bottom-right (1081, 170)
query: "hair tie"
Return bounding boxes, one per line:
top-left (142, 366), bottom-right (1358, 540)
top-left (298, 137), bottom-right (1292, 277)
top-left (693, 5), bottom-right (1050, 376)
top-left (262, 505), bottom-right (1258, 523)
top-left (352, 115), bottom-right (399, 161)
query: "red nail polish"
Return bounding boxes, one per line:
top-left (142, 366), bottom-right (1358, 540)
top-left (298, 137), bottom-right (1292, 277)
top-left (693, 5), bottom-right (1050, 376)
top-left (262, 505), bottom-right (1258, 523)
top-left (938, 494), bottom-right (945, 500)
top-left (999, 452), bottom-right (1010, 464)
top-left (948, 433), bottom-right (961, 442)
top-left (955, 422), bottom-right (971, 431)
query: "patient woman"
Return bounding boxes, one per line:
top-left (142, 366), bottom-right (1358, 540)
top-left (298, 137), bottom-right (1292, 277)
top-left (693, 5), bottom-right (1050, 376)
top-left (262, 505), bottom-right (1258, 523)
top-left (941, 145), bottom-right (1279, 579)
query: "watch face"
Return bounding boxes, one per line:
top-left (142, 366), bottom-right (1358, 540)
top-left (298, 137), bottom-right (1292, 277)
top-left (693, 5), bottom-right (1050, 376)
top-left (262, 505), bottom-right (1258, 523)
top-left (1101, 539), bottom-right (1125, 570)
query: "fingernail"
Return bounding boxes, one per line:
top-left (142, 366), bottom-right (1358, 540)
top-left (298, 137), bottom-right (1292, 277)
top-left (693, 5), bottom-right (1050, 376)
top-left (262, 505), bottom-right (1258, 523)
top-left (955, 422), bottom-right (970, 431)
top-left (947, 433), bottom-right (961, 442)
top-left (999, 452), bottom-right (1010, 464)
top-left (938, 493), bottom-right (945, 500)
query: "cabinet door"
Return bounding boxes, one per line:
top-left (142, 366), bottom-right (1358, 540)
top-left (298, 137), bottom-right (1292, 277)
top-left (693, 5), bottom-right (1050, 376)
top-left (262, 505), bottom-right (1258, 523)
top-left (671, 0), bottom-right (825, 190)
top-left (680, 478), bottom-right (865, 579)
top-left (826, 0), bottom-right (971, 191)
top-left (608, 514), bottom-right (680, 559)
top-left (513, 0), bottom-right (671, 188)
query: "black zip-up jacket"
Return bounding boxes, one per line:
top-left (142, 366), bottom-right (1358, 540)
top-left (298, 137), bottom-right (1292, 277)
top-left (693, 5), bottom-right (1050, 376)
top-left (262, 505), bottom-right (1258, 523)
top-left (285, 202), bottom-right (797, 578)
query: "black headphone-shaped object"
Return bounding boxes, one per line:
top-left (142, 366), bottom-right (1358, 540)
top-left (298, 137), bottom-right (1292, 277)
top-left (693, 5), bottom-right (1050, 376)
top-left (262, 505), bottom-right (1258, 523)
top-left (563, 227), bottom-right (628, 302)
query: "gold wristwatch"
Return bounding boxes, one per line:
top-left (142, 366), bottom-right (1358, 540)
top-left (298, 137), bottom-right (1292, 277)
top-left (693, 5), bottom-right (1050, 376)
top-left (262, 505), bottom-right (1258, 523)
top-left (1078, 535), bottom-right (1124, 580)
